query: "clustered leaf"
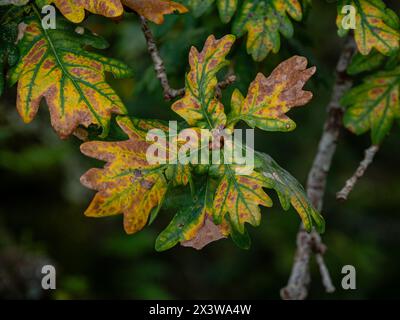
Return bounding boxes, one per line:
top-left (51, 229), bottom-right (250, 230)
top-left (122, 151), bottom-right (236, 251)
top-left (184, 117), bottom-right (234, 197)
top-left (81, 35), bottom-right (324, 251)
top-left (10, 17), bottom-right (133, 138)
top-left (39, 0), bottom-right (188, 24)
top-left (178, 0), bottom-right (305, 61)
top-left (0, 0), bottom-right (327, 251)
top-left (337, 0), bottom-right (400, 56)
top-left (338, 1), bottom-right (400, 145)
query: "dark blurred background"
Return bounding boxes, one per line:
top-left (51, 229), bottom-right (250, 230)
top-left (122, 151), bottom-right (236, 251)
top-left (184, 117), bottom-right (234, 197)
top-left (0, 1), bottom-right (399, 299)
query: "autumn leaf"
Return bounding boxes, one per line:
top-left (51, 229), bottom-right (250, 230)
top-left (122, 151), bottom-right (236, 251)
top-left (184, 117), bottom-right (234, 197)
top-left (171, 34), bottom-right (235, 129)
top-left (213, 165), bottom-right (273, 233)
top-left (156, 178), bottom-right (229, 251)
top-left (10, 18), bottom-right (133, 138)
top-left (80, 116), bottom-right (195, 234)
top-left (180, 0), bottom-right (303, 60)
top-left (123, 0), bottom-right (188, 24)
top-left (342, 66), bottom-right (400, 144)
top-left (227, 56), bottom-right (316, 132)
top-left (233, 0), bottom-right (303, 61)
top-left (123, 117), bottom-right (193, 187)
top-left (256, 152), bottom-right (325, 233)
top-left (80, 117), bottom-right (168, 234)
top-left (37, 0), bottom-right (124, 23)
top-left (337, 0), bottom-right (400, 56)
top-left (39, 0), bottom-right (187, 24)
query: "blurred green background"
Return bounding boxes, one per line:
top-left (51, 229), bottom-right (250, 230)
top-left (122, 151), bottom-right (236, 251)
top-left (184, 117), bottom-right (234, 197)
top-left (0, 0), bottom-right (399, 299)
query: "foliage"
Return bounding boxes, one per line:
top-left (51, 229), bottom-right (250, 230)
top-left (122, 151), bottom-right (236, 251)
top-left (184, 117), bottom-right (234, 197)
top-left (0, 0), bottom-right (398, 255)
top-left (178, 0), bottom-right (306, 61)
top-left (38, 0), bottom-right (187, 24)
top-left (342, 66), bottom-right (400, 144)
top-left (10, 16), bottom-right (133, 138)
top-left (337, 0), bottom-right (400, 145)
top-left (80, 35), bottom-right (323, 250)
top-left (337, 0), bottom-right (399, 56)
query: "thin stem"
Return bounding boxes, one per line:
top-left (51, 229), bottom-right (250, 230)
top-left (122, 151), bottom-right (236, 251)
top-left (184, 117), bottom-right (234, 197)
top-left (336, 144), bottom-right (379, 201)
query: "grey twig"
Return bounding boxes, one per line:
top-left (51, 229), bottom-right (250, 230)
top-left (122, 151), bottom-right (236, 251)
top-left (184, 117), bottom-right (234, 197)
top-left (337, 144), bottom-right (379, 201)
top-left (139, 16), bottom-right (236, 101)
top-left (281, 36), bottom-right (357, 300)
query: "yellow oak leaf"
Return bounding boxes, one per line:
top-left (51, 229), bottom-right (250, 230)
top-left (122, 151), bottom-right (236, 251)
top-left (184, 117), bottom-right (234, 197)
top-left (10, 18), bottom-right (132, 138)
top-left (342, 66), bottom-right (400, 145)
top-left (38, 0), bottom-right (124, 23)
top-left (123, 0), bottom-right (188, 24)
top-left (227, 56), bottom-right (316, 132)
top-left (39, 0), bottom-right (187, 24)
top-left (213, 167), bottom-right (273, 233)
top-left (171, 34), bottom-right (235, 129)
top-left (80, 117), bottom-right (169, 234)
top-left (337, 0), bottom-right (400, 56)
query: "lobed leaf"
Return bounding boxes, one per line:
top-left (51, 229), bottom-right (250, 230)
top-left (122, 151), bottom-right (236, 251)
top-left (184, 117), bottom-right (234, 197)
top-left (233, 0), bottom-right (303, 61)
top-left (171, 34), bottom-right (235, 129)
top-left (337, 0), bottom-right (400, 56)
top-left (342, 66), bottom-right (400, 145)
top-left (227, 56), bottom-right (316, 132)
top-left (122, 0), bottom-right (188, 24)
top-left (256, 152), bottom-right (325, 233)
top-left (10, 18), bottom-right (133, 138)
top-left (81, 117), bottom-right (165, 234)
top-left (156, 178), bottom-right (229, 251)
top-left (37, 0), bottom-right (124, 23)
top-left (213, 166), bottom-right (273, 233)
top-left (40, 0), bottom-right (187, 24)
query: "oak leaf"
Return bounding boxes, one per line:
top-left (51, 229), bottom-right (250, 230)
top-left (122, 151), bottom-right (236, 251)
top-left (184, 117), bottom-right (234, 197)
top-left (233, 0), bottom-right (303, 61)
top-left (337, 0), bottom-right (400, 56)
top-left (37, 0), bottom-right (124, 23)
top-left (257, 152), bottom-right (325, 233)
top-left (227, 56), bottom-right (316, 132)
top-left (10, 18), bottom-right (133, 138)
top-left (81, 117), bottom-right (168, 234)
top-left (179, 0), bottom-right (303, 60)
top-left (39, 0), bottom-right (187, 24)
top-left (342, 66), bottom-right (400, 144)
top-left (171, 34), bottom-right (235, 129)
top-left (213, 167), bottom-right (273, 233)
top-left (156, 178), bottom-right (229, 251)
top-left (123, 0), bottom-right (188, 24)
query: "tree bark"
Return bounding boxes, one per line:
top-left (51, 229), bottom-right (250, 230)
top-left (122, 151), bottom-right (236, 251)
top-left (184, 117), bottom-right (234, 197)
top-left (281, 36), bottom-right (357, 300)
